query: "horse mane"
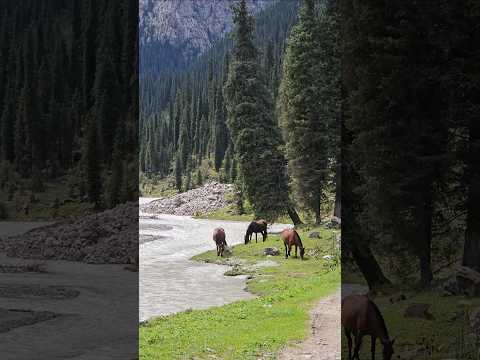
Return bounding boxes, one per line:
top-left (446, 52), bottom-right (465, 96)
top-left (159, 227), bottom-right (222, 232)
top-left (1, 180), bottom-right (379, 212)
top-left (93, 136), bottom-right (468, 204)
top-left (294, 230), bottom-right (303, 247)
top-left (368, 299), bottom-right (389, 340)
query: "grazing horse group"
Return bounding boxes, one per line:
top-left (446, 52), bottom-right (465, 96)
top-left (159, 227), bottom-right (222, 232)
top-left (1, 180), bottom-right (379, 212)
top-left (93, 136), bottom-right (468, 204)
top-left (210, 221), bottom-right (395, 359)
top-left (342, 294), bottom-right (395, 360)
top-left (213, 220), bottom-right (306, 261)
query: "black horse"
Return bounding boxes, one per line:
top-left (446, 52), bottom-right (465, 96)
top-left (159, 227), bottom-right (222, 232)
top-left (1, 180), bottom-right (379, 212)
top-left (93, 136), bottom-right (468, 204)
top-left (244, 219), bottom-right (268, 244)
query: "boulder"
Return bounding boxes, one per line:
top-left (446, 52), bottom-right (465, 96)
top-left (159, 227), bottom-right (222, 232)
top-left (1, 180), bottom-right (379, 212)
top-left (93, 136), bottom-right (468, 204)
top-left (324, 216), bottom-right (341, 229)
top-left (457, 266), bottom-right (480, 297)
top-left (264, 247), bottom-right (280, 256)
top-left (309, 232), bottom-right (320, 239)
top-left (404, 303), bottom-right (435, 320)
top-left (442, 278), bottom-right (460, 296)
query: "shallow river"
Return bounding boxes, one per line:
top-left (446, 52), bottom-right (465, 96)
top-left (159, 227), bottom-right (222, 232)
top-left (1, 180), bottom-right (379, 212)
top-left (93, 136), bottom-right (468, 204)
top-left (139, 198), bottom-right (290, 321)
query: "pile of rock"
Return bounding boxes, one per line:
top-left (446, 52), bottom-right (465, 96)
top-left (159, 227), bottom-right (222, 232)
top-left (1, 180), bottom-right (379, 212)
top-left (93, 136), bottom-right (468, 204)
top-left (141, 181), bottom-right (235, 216)
top-left (0, 202), bottom-right (138, 264)
top-left (324, 216), bottom-right (341, 229)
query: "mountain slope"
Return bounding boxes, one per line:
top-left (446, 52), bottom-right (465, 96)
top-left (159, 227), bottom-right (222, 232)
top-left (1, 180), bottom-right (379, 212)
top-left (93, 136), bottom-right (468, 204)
top-left (140, 0), bottom-right (271, 74)
top-left (140, 0), bottom-right (302, 181)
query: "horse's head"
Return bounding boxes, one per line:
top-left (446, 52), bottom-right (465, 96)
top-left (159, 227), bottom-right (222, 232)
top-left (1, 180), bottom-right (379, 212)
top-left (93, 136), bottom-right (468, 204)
top-left (300, 246), bottom-right (305, 260)
top-left (244, 233), bottom-right (249, 244)
top-left (382, 338), bottom-right (395, 360)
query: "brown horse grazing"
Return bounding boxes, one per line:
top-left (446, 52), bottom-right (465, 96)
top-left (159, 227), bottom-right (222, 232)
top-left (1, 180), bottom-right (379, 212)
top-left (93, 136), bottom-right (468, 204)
top-left (342, 295), bottom-right (395, 360)
top-left (244, 219), bottom-right (268, 244)
top-left (213, 228), bottom-right (227, 257)
top-left (281, 228), bottom-right (305, 260)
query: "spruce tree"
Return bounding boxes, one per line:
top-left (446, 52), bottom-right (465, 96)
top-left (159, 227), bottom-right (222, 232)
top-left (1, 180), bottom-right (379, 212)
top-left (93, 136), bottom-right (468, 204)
top-left (281, 0), bottom-right (339, 224)
top-left (174, 155), bottom-right (182, 192)
top-left (224, 0), bottom-right (293, 222)
top-left (83, 119), bottom-right (102, 209)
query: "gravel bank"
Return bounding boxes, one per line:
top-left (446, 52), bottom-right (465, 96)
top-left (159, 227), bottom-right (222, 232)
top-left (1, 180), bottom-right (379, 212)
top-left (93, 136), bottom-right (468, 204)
top-left (141, 181), bottom-right (234, 216)
top-left (0, 202), bottom-right (138, 264)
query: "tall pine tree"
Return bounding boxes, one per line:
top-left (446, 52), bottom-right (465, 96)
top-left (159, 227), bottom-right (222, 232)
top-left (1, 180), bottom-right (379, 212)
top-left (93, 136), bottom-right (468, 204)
top-left (224, 0), bottom-right (295, 222)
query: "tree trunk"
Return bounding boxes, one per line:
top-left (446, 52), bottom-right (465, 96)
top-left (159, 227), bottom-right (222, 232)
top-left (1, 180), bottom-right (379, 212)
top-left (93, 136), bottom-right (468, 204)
top-left (463, 112), bottom-right (480, 271)
top-left (418, 189), bottom-right (433, 287)
top-left (334, 161), bottom-right (341, 218)
top-left (345, 237), bottom-right (391, 290)
top-left (315, 194), bottom-right (321, 225)
top-left (287, 206), bottom-right (303, 226)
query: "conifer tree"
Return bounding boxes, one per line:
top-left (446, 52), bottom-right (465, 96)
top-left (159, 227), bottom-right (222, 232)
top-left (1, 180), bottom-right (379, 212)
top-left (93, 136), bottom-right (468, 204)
top-left (224, 0), bottom-right (295, 222)
top-left (174, 155), bottom-right (182, 192)
top-left (83, 119), bottom-right (102, 209)
top-left (281, 0), bottom-right (339, 224)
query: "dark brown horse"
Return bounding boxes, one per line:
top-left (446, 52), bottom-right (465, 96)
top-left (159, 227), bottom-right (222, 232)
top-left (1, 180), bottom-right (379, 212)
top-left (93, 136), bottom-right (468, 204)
top-left (244, 219), bottom-right (268, 244)
top-left (342, 294), bottom-right (395, 360)
top-left (281, 228), bottom-right (305, 260)
top-left (213, 228), bottom-right (227, 257)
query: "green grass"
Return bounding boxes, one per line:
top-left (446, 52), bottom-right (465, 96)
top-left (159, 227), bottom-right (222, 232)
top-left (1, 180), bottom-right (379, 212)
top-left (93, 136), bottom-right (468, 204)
top-left (341, 288), bottom-right (480, 360)
top-left (0, 179), bottom-right (93, 221)
top-left (194, 200), bottom-right (319, 225)
top-left (343, 256), bottom-right (480, 359)
top-left (140, 176), bottom-right (178, 198)
top-left (195, 202), bottom-right (254, 222)
top-left (140, 226), bottom-right (341, 360)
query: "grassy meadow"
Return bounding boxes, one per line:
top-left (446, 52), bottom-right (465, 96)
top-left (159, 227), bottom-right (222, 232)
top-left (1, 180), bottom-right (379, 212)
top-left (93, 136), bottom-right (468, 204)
top-left (0, 177), bottom-right (93, 221)
top-left (140, 225), bottom-right (341, 359)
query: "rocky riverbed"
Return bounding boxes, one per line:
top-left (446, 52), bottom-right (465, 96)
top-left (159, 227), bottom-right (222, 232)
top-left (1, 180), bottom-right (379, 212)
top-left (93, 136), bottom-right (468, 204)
top-left (141, 181), bottom-right (235, 216)
top-left (0, 219), bottom-right (138, 359)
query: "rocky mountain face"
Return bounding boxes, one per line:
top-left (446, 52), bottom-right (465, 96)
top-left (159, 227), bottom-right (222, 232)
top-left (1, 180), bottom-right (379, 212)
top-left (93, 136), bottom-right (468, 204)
top-left (140, 0), bottom-right (272, 73)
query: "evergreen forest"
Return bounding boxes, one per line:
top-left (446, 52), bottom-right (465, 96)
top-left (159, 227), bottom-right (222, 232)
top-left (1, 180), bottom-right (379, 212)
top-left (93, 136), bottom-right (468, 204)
top-left (0, 0), bottom-right (138, 218)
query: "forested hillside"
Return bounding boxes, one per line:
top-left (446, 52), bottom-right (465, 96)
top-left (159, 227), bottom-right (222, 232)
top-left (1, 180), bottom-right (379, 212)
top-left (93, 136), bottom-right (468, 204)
top-left (139, 0), bottom-right (269, 75)
top-left (140, 0), bottom-right (342, 226)
top-left (0, 0), bottom-right (138, 215)
top-left (139, 0), bottom-right (301, 188)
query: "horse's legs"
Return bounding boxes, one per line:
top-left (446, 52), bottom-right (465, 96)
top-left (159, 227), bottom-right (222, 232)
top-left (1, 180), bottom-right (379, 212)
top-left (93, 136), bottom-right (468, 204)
top-left (353, 334), bottom-right (363, 360)
top-left (288, 245), bottom-right (292, 257)
top-left (284, 243), bottom-right (288, 258)
top-left (294, 245), bottom-right (298, 258)
top-left (255, 232), bottom-right (258, 243)
top-left (370, 336), bottom-right (376, 360)
top-left (345, 330), bottom-right (353, 360)
top-left (216, 244), bottom-right (219, 256)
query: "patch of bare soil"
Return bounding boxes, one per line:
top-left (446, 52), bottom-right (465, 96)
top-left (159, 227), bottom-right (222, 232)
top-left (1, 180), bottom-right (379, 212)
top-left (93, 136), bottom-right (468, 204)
top-left (279, 290), bottom-right (341, 360)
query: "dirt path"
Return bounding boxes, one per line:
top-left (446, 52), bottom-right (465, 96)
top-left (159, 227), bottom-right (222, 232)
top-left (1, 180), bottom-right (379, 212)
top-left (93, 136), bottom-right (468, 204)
top-left (278, 290), bottom-right (341, 360)
top-left (278, 284), bottom-right (368, 360)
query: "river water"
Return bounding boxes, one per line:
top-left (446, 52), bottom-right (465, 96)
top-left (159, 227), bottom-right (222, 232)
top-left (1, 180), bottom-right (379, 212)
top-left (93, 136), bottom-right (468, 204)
top-left (139, 198), bottom-right (290, 321)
